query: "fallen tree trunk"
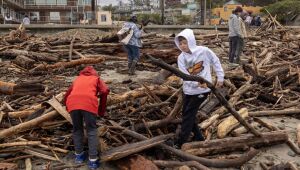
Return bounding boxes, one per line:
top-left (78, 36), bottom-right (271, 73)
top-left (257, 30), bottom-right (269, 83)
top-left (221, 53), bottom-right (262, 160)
top-left (101, 133), bottom-right (173, 162)
top-left (0, 141), bottom-right (41, 148)
top-left (249, 109), bottom-right (300, 117)
top-left (146, 55), bottom-right (261, 137)
top-left (153, 160), bottom-right (210, 170)
top-left (110, 121), bottom-right (259, 168)
top-left (8, 109), bottom-right (36, 119)
top-left (217, 108), bottom-right (248, 138)
top-left (199, 78), bottom-right (253, 129)
top-left (182, 131), bottom-right (288, 156)
top-left (0, 81), bottom-right (45, 96)
top-left (30, 57), bottom-right (105, 72)
top-left (107, 86), bottom-right (175, 106)
top-left (13, 55), bottom-right (35, 69)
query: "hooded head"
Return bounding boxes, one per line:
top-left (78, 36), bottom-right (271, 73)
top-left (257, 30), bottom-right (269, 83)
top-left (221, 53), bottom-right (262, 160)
top-left (129, 15), bottom-right (138, 23)
top-left (79, 66), bottom-right (99, 76)
top-left (175, 29), bottom-right (198, 54)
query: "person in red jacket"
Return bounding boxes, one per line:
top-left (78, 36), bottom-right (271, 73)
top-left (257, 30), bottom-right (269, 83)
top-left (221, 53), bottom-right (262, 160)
top-left (64, 66), bottom-right (109, 170)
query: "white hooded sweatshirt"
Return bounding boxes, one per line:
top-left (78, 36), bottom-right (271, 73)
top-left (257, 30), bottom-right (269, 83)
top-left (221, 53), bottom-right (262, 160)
top-left (175, 29), bottom-right (225, 95)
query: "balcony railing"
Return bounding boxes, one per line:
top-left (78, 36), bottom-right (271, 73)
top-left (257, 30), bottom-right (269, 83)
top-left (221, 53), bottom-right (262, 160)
top-left (3, 0), bottom-right (25, 9)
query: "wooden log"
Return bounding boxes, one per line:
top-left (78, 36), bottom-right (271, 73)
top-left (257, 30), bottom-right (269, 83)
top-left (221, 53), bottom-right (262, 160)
top-left (110, 121), bottom-right (259, 168)
top-left (134, 117), bottom-right (181, 131)
top-left (0, 93), bottom-right (64, 139)
top-left (0, 141), bottom-right (41, 148)
top-left (257, 52), bottom-right (273, 68)
top-left (146, 55), bottom-right (261, 137)
top-left (182, 131), bottom-right (288, 156)
top-left (0, 80), bottom-right (15, 94)
top-left (249, 109), bottom-right (300, 117)
top-left (69, 31), bottom-right (78, 61)
top-left (8, 109), bottom-right (35, 119)
top-left (217, 108), bottom-right (248, 138)
top-left (101, 133), bottom-right (173, 162)
top-left (0, 163), bottom-right (17, 170)
top-left (107, 86), bottom-right (175, 106)
top-left (30, 57), bottom-right (105, 72)
top-left (0, 81), bottom-right (45, 96)
top-left (22, 148), bottom-right (57, 161)
top-left (117, 155), bottom-right (159, 170)
top-left (200, 79), bottom-right (253, 129)
top-left (13, 55), bottom-right (35, 69)
top-left (232, 122), bottom-right (260, 137)
top-left (2, 155), bottom-right (33, 163)
top-left (153, 160), bottom-right (210, 170)
top-left (286, 139), bottom-right (300, 155)
top-left (297, 124), bottom-right (300, 147)
top-left (25, 158), bottom-right (32, 170)
top-left (45, 97), bottom-right (72, 124)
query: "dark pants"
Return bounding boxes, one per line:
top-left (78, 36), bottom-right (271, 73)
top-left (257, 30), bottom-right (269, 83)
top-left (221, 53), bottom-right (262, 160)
top-left (229, 36), bottom-right (239, 63)
top-left (177, 93), bottom-right (209, 146)
top-left (236, 37), bottom-right (244, 63)
top-left (70, 110), bottom-right (99, 159)
top-left (124, 44), bottom-right (140, 62)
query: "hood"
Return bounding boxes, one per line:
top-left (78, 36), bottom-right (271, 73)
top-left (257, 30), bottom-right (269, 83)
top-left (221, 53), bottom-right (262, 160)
top-left (79, 66), bottom-right (99, 76)
top-left (175, 29), bottom-right (198, 54)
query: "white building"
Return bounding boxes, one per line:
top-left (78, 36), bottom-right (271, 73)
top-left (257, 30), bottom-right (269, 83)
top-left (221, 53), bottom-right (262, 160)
top-left (181, 0), bottom-right (195, 4)
top-left (150, 0), bottom-right (160, 9)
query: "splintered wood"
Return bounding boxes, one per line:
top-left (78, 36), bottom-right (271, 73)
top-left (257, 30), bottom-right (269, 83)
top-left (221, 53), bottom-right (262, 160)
top-left (0, 15), bottom-right (300, 170)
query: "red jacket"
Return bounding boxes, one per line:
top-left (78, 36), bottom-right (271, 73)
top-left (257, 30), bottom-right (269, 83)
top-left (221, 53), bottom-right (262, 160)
top-left (64, 66), bottom-right (109, 116)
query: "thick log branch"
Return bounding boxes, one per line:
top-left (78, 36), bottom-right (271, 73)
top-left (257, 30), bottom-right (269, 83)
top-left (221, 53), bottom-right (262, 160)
top-left (145, 54), bottom-right (261, 137)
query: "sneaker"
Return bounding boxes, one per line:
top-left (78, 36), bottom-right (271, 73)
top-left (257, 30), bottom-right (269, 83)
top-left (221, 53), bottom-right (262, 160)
top-left (75, 151), bottom-right (87, 164)
top-left (88, 159), bottom-right (100, 170)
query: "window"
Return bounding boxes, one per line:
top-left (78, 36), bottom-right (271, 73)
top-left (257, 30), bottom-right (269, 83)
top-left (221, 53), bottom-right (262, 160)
top-left (50, 12), bottom-right (60, 20)
top-left (101, 14), bottom-right (106, 22)
top-left (57, 0), bottom-right (67, 5)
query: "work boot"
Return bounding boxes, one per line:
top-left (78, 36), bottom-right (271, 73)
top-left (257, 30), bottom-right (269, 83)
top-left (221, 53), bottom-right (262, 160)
top-left (128, 60), bottom-right (137, 75)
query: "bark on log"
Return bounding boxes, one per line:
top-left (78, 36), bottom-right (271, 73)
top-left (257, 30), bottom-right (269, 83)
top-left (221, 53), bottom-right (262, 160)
top-left (0, 93), bottom-right (64, 139)
top-left (146, 55), bottom-right (261, 137)
top-left (286, 139), bottom-right (300, 155)
top-left (249, 109), bottom-right (300, 117)
top-left (297, 124), bottom-right (300, 147)
top-left (0, 49), bottom-right (58, 62)
top-left (107, 86), bottom-right (175, 106)
top-left (30, 57), bottom-right (105, 72)
top-left (0, 163), bottom-right (17, 170)
top-left (0, 141), bottom-right (41, 148)
top-left (199, 78), bottom-right (253, 129)
top-left (182, 131), bottom-right (288, 156)
top-left (13, 55), bottom-right (35, 69)
top-left (232, 122), bottom-right (260, 137)
top-left (153, 160), bottom-right (210, 170)
top-left (0, 81), bottom-right (44, 96)
top-left (110, 121), bottom-right (259, 168)
top-left (8, 109), bottom-right (35, 119)
top-left (217, 108), bottom-right (248, 138)
top-left (22, 148), bottom-right (57, 161)
top-left (257, 52), bottom-right (273, 68)
top-left (101, 133), bottom-right (173, 162)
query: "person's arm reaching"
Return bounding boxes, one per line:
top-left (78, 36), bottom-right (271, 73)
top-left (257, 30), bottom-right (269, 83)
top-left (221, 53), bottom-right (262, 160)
top-left (63, 84), bottom-right (73, 106)
top-left (97, 78), bottom-right (110, 116)
top-left (207, 48), bottom-right (225, 87)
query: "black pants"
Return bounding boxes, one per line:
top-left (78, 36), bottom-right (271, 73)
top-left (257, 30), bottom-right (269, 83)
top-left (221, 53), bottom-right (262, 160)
top-left (177, 93), bottom-right (209, 146)
top-left (70, 110), bottom-right (99, 159)
top-left (229, 36), bottom-right (239, 63)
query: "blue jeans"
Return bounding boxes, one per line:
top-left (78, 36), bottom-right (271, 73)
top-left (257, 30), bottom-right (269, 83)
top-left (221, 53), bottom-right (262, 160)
top-left (124, 44), bottom-right (140, 62)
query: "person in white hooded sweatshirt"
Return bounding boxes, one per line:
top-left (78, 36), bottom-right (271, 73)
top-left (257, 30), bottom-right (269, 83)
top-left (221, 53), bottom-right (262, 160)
top-left (174, 29), bottom-right (224, 148)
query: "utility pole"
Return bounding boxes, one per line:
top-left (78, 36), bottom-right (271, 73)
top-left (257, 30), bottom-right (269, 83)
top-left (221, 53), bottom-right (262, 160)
top-left (160, 0), bottom-right (164, 25)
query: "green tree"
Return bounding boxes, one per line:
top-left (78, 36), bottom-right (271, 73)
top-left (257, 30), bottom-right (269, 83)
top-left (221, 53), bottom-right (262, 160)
top-left (136, 13), bottom-right (161, 24)
top-left (102, 4), bottom-right (117, 12)
top-left (177, 15), bottom-right (192, 25)
top-left (263, 0), bottom-right (300, 23)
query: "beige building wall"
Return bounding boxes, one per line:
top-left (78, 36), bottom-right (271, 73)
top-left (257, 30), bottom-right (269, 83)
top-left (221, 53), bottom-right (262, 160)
top-left (97, 11), bottom-right (112, 25)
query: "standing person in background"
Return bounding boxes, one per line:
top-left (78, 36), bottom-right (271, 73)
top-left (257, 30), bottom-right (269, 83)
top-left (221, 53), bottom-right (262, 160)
top-left (121, 15), bottom-right (143, 75)
top-left (237, 12), bottom-right (247, 64)
top-left (64, 66), bottom-right (109, 170)
top-left (228, 6), bottom-right (243, 66)
top-left (4, 13), bottom-right (12, 24)
top-left (23, 15), bottom-right (30, 25)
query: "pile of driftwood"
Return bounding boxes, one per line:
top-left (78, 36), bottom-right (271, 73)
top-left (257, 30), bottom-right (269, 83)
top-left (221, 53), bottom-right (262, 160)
top-left (0, 14), bottom-right (300, 170)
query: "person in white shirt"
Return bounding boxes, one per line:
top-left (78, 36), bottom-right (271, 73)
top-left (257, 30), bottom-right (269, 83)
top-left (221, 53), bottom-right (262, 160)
top-left (174, 29), bottom-right (225, 148)
top-left (23, 15), bottom-right (30, 25)
top-left (4, 13), bottom-right (12, 24)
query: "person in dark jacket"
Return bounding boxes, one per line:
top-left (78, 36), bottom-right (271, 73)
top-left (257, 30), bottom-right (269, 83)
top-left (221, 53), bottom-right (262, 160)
top-left (64, 66), bottom-right (109, 170)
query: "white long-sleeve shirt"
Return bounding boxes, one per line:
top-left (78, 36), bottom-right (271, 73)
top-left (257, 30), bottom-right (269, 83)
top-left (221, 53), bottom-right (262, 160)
top-left (175, 29), bottom-right (225, 95)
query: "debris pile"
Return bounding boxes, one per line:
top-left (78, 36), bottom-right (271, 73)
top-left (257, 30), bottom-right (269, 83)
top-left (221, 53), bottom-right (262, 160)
top-left (0, 15), bottom-right (299, 170)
